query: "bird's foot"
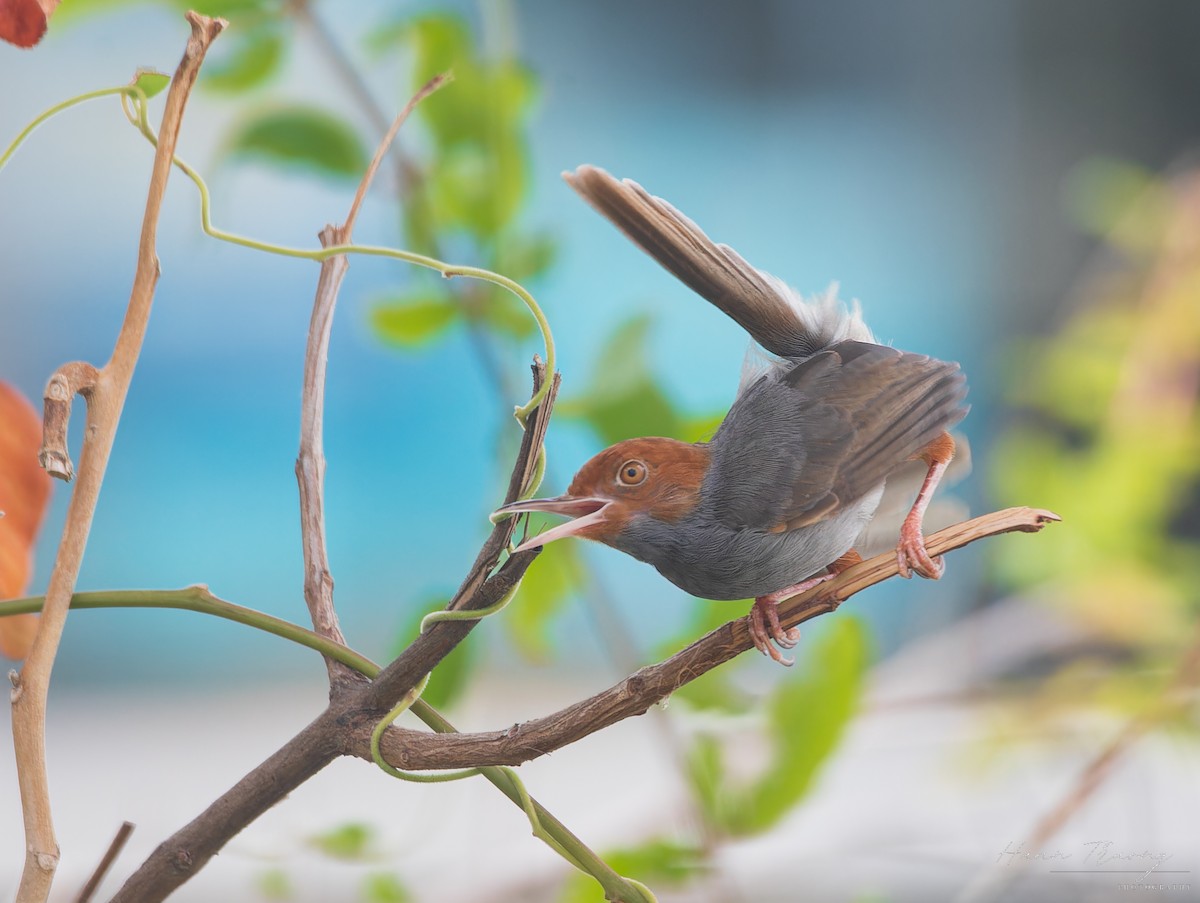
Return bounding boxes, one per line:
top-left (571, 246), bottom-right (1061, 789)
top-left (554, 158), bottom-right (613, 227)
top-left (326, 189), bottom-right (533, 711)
top-left (896, 515), bottom-right (944, 579)
top-left (749, 572), bottom-right (836, 667)
top-left (749, 599), bottom-right (798, 666)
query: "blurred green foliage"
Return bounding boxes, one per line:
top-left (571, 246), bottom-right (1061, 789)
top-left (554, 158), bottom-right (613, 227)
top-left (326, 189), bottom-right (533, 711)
top-left (992, 156), bottom-right (1200, 720)
top-left (224, 105), bottom-right (369, 179)
top-left (393, 594), bottom-right (473, 709)
top-left (560, 838), bottom-right (704, 903)
top-left (308, 821), bottom-right (378, 861)
top-left (203, 20), bottom-right (287, 93)
top-left (255, 868), bottom-right (293, 901)
top-left (688, 617), bottom-right (868, 836)
top-left (361, 872), bottom-right (413, 903)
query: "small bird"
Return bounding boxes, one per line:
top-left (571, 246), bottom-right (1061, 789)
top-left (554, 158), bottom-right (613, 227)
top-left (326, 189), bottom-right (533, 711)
top-left (497, 166), bottom-right (968, 665)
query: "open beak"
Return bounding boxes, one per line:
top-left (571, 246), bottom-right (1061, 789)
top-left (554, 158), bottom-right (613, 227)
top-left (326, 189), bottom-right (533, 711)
top-left (492, 495), bottom-right (611, 554)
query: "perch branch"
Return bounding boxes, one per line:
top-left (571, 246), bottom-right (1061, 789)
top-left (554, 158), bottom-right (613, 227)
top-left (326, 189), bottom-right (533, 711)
top-left (296, 74), bottom-right (449, 688)
top-left (8, 15), bottom-right (224, 903)
top-left (362, 507), bottom-right (1062, 770)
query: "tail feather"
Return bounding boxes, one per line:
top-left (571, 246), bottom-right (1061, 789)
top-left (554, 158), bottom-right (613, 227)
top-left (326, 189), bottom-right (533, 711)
top-left (565, 165), bottom-right (870, 359)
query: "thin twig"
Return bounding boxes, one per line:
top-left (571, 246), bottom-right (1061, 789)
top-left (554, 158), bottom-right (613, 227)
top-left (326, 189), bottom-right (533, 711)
top-left (74, 821), bottom-right (134, 903)
top-left (8, 15), bottom-right (224, 903)
top-left (289, 0), bottom-right (423, 198)
top-left (295, 75), bottom-right (449, 688)
top-left (343, 72), bottom-right (449, 235)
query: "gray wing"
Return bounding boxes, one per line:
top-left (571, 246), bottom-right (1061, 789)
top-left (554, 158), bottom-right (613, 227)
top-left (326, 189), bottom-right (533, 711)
top-left (564, 165), bottom-right (820, 359)
top-left (703, 340), bottom-right (968, 532)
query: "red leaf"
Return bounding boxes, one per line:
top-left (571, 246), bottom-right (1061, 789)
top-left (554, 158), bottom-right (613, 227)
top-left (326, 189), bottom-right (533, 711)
top-left (0, 382), bottom-right (52, 659)
top-left (0, 0), bottom-right (60, 49)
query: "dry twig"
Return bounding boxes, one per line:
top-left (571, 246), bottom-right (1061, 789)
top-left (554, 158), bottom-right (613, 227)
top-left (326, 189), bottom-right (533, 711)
top-left (296, 74), bottom-right (449, 688)
top-left (74, 821), bottom-right (134, 903)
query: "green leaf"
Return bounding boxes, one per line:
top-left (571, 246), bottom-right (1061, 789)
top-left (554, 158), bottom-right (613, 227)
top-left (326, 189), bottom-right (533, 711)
top-left (685, 733), bottom-right (725, 828)
top-left (401, 181), bottom-right (440, 257)
top-left (51, 0), bottom-right (144, 27)
top-left (168, 0), bottom-right (272, 16)
top-left (559, 315), bottom-right (688, 444)
top-left (309, 822), bottom-right (376, 861)
top-left (681, 410), bottom-right (726, 444)
top-left (428, 138), bottom-right (526, 238)
top-left (370, 293), bottom-right (461, 348)
top-left (461, 286), bottom-right (536, 340)
top-left (224, 106), bottom-right (369, 181)
top-left (723, 617), bottom-right (869, 835)
top-left (563, 376), bottom-right (683, 446)
top-left (560, 838), bottom-right (702, 903)
top-left (506, 540), bottom-right (581, 662)
top-left (132, 69), bottom-right (170, 99)
top-left (361, 872), bottom-right (412, 903)
top-left (495, 231), bottom-right (557, 282)
top-left (256, 868), bottom-right (293, 900)
top-left (394, 596), bottom-right (473, 710)
top-left (203, 25), bottom-right (286, 93)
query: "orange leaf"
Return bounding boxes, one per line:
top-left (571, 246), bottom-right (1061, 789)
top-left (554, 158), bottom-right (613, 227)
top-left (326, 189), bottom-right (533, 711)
top-left (0, 381), bottom-right (52, 659)
top-left (0, 0), bottom-right (60, 48)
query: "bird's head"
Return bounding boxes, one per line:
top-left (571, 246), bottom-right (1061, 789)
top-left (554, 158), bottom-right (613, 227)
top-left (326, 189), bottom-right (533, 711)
top-left (494, 437), bottom-right (709, 554)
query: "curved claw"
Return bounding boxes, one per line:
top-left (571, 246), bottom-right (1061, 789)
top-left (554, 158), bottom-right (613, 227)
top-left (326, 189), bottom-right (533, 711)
top-left (748, 598), bottom-right (798, 667)
top-left (897, 521), bottom-right (945, 580)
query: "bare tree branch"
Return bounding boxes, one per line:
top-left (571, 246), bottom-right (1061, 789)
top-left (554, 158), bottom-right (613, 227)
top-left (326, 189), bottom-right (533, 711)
top-left (296, 74), bottom-right (450, 688)
top-left (111, 363), bottom-right (558, 902)
top-left (9, 15), bottom-right (224, 903)
top-left (363, 507), bottom-right (1062, 770)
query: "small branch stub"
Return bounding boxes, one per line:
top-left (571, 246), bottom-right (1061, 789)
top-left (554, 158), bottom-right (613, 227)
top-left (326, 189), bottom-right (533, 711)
top-left (38, 361), bottom-right (98, 481)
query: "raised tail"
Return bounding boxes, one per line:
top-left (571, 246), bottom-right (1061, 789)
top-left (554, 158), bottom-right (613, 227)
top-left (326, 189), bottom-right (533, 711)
top-left (564, 165), bottom-right (871, 359)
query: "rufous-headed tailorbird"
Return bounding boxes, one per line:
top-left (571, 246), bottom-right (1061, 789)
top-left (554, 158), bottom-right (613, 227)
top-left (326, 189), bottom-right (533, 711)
top-left (496, 165), bottom-right (968, 666)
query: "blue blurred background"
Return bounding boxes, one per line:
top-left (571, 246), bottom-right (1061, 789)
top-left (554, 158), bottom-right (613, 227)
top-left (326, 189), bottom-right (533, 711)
top-left (2, 0), bottom-right (1197, 685)
top-left (4, 3), bottom-right (1200, 902)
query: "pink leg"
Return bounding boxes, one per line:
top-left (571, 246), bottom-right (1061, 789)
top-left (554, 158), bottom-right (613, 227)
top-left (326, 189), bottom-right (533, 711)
top-left (897, 433), bottom-right (955, 580)
top-left (748, 571), bottom-right (836, 667)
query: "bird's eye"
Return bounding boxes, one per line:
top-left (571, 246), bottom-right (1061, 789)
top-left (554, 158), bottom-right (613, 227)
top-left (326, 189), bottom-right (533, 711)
top-left (617, 459), bottom-right (647, 486)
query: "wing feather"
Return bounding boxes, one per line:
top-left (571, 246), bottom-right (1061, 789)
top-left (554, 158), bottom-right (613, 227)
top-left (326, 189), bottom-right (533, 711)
top-left (703, 341), bottom-right (967, 532)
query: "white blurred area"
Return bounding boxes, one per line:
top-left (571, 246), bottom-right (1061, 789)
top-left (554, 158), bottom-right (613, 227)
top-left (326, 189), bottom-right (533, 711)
top-left (4, 595), bottom-right (1196, 903)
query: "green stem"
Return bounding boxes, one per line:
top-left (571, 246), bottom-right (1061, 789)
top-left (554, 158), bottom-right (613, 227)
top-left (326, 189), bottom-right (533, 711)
top-left (0, 86), bottom-right (132, 171)
top-left (0, 591), bottom-right (653, 902)
top-left (117, 90), bottom-right (554, 418)
top-left (419, 576), bottom-right (523, 632)
top-left (2, 83), bottom-right (555, 416)
top-left (369, 672), bottom-right (481, 783)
